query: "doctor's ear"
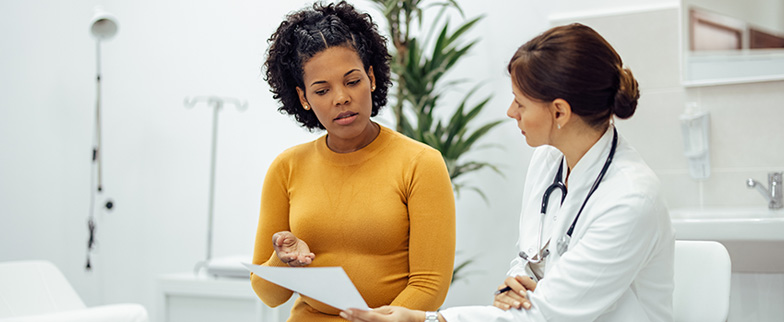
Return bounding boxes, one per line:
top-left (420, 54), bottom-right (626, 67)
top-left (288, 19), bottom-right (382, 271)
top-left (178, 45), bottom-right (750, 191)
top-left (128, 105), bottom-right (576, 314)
top-left (552, 98), bottom-right (572, 129)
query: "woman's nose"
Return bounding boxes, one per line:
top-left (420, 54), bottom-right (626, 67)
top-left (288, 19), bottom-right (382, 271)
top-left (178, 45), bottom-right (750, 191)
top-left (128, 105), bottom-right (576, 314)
top-left (334, 87), bottom-right (350, 106)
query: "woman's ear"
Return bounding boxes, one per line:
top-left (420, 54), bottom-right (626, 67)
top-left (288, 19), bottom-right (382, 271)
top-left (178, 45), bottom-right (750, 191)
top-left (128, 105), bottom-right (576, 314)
top-left (552, 98), bottom-right (571, 129)
top-left (367, 66), bottom-right (376, 91)
top-left (296, 87), bottom-right (309, 110)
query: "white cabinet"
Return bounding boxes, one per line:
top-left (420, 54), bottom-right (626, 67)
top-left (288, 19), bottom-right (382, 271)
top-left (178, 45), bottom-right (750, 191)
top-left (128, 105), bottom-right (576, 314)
top-left (157, 273), bottom-right (291, 322)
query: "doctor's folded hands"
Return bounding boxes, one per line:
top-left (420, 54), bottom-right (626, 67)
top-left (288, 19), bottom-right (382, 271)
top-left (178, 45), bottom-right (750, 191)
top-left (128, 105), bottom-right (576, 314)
top-left (341, 22), bottom-right (674, 322)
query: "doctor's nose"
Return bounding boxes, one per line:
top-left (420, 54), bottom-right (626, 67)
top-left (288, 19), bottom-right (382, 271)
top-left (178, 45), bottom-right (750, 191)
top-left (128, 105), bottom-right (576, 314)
top-left (507, 101), bottom-right (519, 120)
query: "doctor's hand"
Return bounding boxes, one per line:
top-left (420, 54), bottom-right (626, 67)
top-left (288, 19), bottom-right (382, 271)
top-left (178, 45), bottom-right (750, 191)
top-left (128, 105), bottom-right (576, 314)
top-left (271, 231), bottom-right (315, 267)
top-left (340, 306), bottom-right (426, 322)
top-left (494, 275), bottom-right (537, 311)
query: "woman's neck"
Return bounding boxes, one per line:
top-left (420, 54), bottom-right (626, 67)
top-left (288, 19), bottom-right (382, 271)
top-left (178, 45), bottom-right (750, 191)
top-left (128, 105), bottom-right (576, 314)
top-left (557, 124), bottom-right (607, 184)
top-left (326, 121), bottom-right (380, 153)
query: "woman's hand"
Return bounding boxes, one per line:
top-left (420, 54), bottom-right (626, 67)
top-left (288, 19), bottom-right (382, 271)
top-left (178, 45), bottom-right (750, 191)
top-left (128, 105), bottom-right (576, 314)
top-left (271, 231), bottom-right (315, 267)
top-left (340, 306), bottom-right (424, 322)
top-left (493, 275), bottom-right (537, 310)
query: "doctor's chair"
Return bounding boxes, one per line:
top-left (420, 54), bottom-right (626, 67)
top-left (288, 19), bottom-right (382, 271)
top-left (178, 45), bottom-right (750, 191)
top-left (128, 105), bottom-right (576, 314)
top-left (0, 260), bottom-right (149, 322)
top-left (673, 240), bottom-right (732, 322)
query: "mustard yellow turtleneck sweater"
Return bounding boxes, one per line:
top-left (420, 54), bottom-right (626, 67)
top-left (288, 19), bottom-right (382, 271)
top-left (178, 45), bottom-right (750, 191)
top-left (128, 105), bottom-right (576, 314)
top-left (251, 125), bottom-right (456, 321)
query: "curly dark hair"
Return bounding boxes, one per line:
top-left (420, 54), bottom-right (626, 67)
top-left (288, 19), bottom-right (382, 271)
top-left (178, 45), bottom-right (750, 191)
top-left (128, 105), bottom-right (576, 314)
top-left (263, 1), bottom-right (391, 130)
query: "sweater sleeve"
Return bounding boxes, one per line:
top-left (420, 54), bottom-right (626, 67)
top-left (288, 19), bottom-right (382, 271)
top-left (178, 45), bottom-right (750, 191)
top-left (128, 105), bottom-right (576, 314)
top-left (250, 155), bottom-right (295, 307)
top-left (390, 148), bottom-right (456, 310)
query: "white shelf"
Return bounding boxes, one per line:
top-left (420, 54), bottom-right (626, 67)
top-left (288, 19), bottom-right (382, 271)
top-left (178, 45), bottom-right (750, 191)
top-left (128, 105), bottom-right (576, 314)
top-left (683, 51), bottom-right (784, 87)
top-left (157, 273), bottom-right (290, 322)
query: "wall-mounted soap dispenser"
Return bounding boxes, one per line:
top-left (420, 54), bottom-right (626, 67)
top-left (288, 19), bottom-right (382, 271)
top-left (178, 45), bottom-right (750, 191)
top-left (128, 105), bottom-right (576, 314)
top-left (680, 102), bottom-right (711, 180)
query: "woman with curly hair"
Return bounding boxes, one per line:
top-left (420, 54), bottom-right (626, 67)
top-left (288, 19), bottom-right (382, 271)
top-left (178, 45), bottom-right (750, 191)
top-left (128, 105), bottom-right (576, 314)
top-left (250, 2), bottom-right (456, 321)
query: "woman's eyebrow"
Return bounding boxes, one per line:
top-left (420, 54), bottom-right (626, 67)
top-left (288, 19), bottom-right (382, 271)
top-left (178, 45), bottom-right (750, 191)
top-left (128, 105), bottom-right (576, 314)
top-left (309, 69), bottom-right (361, 87)
top-left (344, 69), bottom-right (360, 77)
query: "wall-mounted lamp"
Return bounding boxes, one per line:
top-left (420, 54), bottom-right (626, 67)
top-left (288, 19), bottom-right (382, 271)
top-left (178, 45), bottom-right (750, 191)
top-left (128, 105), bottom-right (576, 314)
top-left (91, 8), bottom-right (118, 41)
top-left (86, 7), bottom-right (119, 271)
top-left (90, 7), bottom-right (118, 193)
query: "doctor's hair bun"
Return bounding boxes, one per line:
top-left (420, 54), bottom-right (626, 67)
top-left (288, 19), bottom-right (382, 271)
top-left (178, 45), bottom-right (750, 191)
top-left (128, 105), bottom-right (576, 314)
top-left (507, 23), bottom-right (641, 128)
top-left (612, 66), bottom-right (639, 119)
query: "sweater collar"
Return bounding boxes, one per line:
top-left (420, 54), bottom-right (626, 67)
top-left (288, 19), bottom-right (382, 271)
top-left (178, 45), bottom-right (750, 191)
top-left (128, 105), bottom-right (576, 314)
top-left (315, 123), bottom-right (392, 165)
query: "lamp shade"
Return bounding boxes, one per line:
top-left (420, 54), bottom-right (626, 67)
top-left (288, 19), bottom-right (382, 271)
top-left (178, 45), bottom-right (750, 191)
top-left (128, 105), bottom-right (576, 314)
top-left (90, 8), bottom-right (118, 40)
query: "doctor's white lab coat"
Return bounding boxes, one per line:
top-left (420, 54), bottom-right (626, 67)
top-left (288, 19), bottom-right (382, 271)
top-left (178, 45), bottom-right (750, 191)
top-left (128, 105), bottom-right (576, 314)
top-left (440, 126), bottom-right (674, 322)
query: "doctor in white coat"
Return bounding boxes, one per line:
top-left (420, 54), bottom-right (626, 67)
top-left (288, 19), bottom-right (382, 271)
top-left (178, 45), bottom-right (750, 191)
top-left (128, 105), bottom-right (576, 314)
top-left (341, 23), bottom-right (674, 322)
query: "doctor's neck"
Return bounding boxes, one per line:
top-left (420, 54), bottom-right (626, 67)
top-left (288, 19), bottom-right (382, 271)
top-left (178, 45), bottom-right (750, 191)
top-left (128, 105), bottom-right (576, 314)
top-left (554, 121), bottom-right (608, 185)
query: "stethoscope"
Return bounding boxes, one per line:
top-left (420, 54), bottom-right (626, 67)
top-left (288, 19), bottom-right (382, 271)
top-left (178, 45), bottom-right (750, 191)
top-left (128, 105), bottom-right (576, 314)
top-left (519, 128), bottom-right (618, 264)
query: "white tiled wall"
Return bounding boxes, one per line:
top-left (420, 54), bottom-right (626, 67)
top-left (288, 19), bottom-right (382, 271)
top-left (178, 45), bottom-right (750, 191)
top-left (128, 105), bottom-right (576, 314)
top-left (553, 5), bottom-right (784, 321)
top-left (553, 5), bottom-right (784, 208)
top-left (729, 273), bottom-right (784, 321)
top-left (685, 81), bottom-right (784, 208)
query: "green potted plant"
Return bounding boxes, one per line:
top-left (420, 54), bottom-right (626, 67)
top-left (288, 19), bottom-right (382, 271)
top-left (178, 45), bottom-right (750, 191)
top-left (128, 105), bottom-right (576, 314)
top-left (371, 0), bottom-right (503, 283)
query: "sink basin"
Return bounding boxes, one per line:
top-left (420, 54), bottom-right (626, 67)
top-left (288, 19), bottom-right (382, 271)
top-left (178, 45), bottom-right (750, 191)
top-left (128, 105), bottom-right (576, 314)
top-left (669, 207), bottom-right (784, 241)
top-left (669, 207), bottom-right (784, 272)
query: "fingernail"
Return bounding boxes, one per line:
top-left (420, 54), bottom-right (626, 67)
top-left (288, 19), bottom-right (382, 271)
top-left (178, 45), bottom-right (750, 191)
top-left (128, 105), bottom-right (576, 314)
top-left (513, 301), bottom-right (520, 307)
top-left (523, 302), bottom-right (531, 309)
top-left (339, 312), bottom-right (348, 319)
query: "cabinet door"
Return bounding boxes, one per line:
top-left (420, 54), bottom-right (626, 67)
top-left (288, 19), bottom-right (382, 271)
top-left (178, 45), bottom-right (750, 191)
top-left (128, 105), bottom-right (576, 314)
top-left (165, 295), bottom-right (259, 322)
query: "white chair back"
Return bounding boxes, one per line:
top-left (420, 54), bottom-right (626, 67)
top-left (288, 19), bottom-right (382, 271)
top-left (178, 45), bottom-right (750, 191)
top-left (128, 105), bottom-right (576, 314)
top-left (0, 260), bottom-right (86, 318)
top-left (673, 240), bottom-right (731, 322)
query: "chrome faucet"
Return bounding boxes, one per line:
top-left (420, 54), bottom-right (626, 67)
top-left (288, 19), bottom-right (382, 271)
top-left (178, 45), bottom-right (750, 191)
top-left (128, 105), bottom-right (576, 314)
top-left (746, 172), bottom-right (783, 209)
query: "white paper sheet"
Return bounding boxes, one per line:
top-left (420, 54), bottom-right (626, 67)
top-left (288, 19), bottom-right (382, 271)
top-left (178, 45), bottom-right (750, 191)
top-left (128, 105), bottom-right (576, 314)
top-left (242, 263), bottom-right (369, 310)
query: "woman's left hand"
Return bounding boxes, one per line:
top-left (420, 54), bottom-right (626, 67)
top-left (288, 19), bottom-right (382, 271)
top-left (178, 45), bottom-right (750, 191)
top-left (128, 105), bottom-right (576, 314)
top-left (493, 275), bottom-right (537, 310)
top-left (340, 306), bottom-right (423, 322)
top-left (271, 231), bottom-right (315, 267)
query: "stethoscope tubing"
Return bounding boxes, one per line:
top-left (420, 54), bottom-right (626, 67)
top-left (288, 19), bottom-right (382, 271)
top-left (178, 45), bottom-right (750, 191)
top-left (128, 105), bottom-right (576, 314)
top-left (565, 128), bottom-right (618, 237)
top-left (520, 128), bottom-right (618, 263)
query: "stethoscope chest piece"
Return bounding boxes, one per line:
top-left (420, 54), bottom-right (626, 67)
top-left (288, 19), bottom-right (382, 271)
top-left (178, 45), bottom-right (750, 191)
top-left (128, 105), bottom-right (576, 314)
top-left (556, 234), bottom-right (570, 256)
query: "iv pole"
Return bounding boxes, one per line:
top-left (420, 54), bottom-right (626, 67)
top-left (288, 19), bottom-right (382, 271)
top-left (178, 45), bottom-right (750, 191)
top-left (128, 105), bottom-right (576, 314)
top-left (184, 96), bottom-right (248, 273)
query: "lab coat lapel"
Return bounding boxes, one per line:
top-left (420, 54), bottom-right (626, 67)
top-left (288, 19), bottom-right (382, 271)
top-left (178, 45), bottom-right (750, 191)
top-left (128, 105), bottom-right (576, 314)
top-left (547, 126), bottom-right (616, 259)
top-left (518, 149), bottom-right (564, 260)
top-left (517, 126), bottom-right (615, 266)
